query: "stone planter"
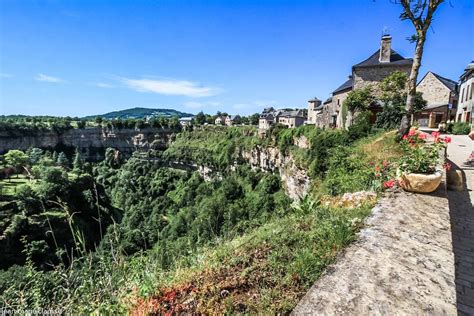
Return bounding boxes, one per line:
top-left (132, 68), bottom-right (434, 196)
top-left (398, 171), bottom-right (442, 193)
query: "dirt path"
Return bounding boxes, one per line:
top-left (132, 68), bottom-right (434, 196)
top-left (446, 134), bottom-right (474, 315)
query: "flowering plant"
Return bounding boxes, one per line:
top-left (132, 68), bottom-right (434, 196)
top-left (398, 129), bottom-right (450, 174)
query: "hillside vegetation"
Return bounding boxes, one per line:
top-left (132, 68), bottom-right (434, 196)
top-left (0, 121), bottom-right (400, 313)
top-left (83, 107), bottom-right (194, 120)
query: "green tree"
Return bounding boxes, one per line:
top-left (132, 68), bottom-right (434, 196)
top-left (56, 152), bottom-right (69, 169)
top-left (76, 120), bottom-right (86, 129)
top-left (195, 111), bottom-right (206, 125)
top-left (28, 148), bottom-right (44, 165)
top-left (343, 87), bottom-right (376, 126)
top-left (375, 71), bottom-right (426, 129)
top-left (73, 149), bottom-right (84, 173)
top-left (4, 150), bottom-right (28, 176)
top-left (249, 113), bottom-right (260, 125)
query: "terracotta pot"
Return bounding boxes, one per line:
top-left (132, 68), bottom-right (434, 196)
top-left (398, 171), bottom-right (442, 193)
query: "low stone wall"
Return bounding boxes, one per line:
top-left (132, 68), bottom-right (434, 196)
top-left (292, 184), bottom-right (456, 314)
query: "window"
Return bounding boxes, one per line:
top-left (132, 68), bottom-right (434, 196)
top-left (466, 85), bottom-right (470, 102)
top-left (471, 82), bottom-right (474, 100)
top-left (461, 88), bottom-right (465, 103)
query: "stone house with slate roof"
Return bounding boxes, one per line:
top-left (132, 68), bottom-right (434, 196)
top-left (415, 71), bottom-right (458, 128)
top-left (258, 107), bottom-right (305, 130)
top-left (316, 35), bottom-right (413, 128)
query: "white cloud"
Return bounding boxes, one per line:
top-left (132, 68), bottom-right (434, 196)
top-left (0, 73), bottom-right (13, 78)
top-left (120, 77), bottom-right (222, 98)
top-left (96, 82), bottom-right (114, 88)
top-left (35, 73), bottom-right (63, 83)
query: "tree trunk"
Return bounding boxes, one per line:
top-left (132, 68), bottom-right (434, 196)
top-left (398, 32), bottom-right (426, 137)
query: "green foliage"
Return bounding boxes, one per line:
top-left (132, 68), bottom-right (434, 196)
top-left (343, 87), bottom-right (375, 113)
top-left (27, 148), bottom-right (44, 165)
top-left (0, 198), bottom-right (372, 314)
top-left (56, 152), bottom-right (69, 168)
top-left (194, 111), bottom-right (206, 125)
top-left (73, 148), bottom-right (84, 172)
top-left (398, 131), bottom-right (445, 174)
top-left (4, 150), bottom-right (28, 170)
top-left (324, 146), bottom-right (374, 195)
top-left (0, 125), bottom-right (399, 313)
top-left (95, 157), bottom-right (291, 260)
top-left (451, 122), bottom-right (471, 135)
top-left (375, 71), bottom-right (426, 130)
top-left (348, 111), bottom-right (372, 141)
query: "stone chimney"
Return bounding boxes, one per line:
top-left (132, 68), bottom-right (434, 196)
top-left (379, 34), bottom-right (392, 63)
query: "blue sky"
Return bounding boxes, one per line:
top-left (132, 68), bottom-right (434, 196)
top-left (0, 0), bottom-right (473, 117)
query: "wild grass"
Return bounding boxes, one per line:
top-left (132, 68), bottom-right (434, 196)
top-left (0, 198), bottom-right (373, 314)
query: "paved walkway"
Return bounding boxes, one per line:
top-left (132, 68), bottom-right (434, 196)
top-left (292, 187), bottom-right (456, 314)
top-left (446, 134), bottom-right (474, 315)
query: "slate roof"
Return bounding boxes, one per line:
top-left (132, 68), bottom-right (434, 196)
top-left (323, 97), bottom-right (332, 104)
top-left (353, 49), bottom-right (412, 69)
top-left (430, 72), bottom-right (458, 92)
top-left (278, 109), bottom-right (305, 118)
top-left (332, 77), bottom-right (353, 94)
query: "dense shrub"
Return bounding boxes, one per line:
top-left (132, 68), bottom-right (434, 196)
top-left (451, 122), bottom-right (471, 135)
top-left (347, 111), bottom-right (372, 141)
top-left (375, 106), bottom-right (403, 129)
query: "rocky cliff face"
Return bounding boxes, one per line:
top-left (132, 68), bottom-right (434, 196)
top-left (242, 146), bottom-right (310, 200)
top-left (0, 127), bottom-right (174, 159)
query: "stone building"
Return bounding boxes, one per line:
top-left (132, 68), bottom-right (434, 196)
top-left (315, 35), bottom-right (413, 128)
top-left (307, 97), bottom-right (322, 125)
top-left (225, 115), bottom-right (241, 126)
top-left (278, 110), bottom-right (306, 128)
top-left (214, 116), bottom-right (226, 125)
top-left (258, 108), bottom-right (305, 130)
top-left (352, 35), bottom-right (412, 92)
top-left (455, 61), bottom-right (474, 128)
top-left (415, 71), bottom-right (458, 128)
top-left (318, 98), bottom-right (333, 128)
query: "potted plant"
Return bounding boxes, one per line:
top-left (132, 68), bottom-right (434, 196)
top-left (397, 130), bottom-right (450, 193)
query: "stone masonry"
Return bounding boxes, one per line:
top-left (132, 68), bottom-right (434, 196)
top-left (292, 186), bottom-right (456, 315)
top-left (417, 72), bottom-right (454, 107)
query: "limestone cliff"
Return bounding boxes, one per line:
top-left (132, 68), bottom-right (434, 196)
top-left (0, 127), bottom-right (175, 159)
top-left (241, 145), bottom-right (310, 200)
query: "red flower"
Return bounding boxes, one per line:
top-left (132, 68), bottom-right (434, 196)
top-left (431, 131), bottom-right (440, 138)
top-left (375, 166), bottom-right (381, 172)
top-left (402, 135), bottom-right (408, 140)
top-left (444, 136), bottom-right (452, 144)
top-left (408, 129), bottom-right (416, 136)
top-left (418, 133), bottom-right (427, 140)
top-left (443, 162), bottom-right (452, 171)
top-left (383, 180), bottom-right (395, 189)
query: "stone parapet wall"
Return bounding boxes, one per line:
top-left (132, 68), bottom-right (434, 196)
top-left (292, 182), bottom-right (456, 315)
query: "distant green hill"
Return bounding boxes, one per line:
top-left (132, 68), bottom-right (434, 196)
top-left (83, 107), bottom-right (194, 120)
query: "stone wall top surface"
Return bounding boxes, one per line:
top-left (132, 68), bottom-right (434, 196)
top-left (292, 185), bottom-right (456, 315)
